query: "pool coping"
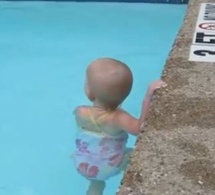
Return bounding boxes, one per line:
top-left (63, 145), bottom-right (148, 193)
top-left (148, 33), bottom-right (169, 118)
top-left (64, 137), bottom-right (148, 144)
top-left (117, 0), bottom-right (215, 194)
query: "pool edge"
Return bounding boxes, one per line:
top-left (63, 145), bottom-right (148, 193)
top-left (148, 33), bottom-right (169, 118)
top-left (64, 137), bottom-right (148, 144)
top-left (117, 0), bottom-right (215, 194)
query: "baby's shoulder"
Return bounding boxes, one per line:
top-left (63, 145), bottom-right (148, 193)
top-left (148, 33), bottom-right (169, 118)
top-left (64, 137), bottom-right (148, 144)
top-left (113, 108), bottom-right (128, 116)
top-left (74, 106), bottom-right (91, 118)
top-left (111, 108), bottom-right (133, 124)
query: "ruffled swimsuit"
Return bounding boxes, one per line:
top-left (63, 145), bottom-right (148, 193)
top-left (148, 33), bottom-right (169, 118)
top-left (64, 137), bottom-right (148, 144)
top-left (73, 109), bottom-right (130, 181)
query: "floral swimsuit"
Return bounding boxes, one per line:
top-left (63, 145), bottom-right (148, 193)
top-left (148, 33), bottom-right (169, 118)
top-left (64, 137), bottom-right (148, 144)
top-left (73, 109), bottom-right (129, 181)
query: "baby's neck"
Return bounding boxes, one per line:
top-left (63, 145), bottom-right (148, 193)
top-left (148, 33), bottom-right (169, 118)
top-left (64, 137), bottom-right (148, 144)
top-left (92, 101), bottom-right (114, 111)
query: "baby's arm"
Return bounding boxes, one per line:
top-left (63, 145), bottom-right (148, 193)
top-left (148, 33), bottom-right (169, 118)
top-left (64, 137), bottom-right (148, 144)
top-left (114, 80), bottom-right (167, 135)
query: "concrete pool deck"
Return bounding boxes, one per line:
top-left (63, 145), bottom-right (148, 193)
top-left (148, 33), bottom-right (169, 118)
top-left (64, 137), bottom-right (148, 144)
top-left (117, 0), bottom-right (215, 194)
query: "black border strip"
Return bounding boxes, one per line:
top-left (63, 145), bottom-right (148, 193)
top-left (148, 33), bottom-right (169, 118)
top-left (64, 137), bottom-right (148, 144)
top-left (0, 0), bottom-right (188, 4)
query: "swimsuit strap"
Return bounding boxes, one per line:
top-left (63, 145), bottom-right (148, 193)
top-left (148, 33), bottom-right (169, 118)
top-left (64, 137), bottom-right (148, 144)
top-left (88, 108), bottom-right (109, 133)
top-left (88, 109), bottom-right (99, 128)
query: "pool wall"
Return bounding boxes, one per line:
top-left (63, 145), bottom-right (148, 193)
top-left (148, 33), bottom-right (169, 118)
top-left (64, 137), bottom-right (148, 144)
top-left (0, 0), bottom-right (188, 4)
top-left (117, 0), bottom-right (215, 194)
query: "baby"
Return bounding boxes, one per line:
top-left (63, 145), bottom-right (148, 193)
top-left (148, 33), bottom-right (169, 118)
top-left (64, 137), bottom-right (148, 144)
top-left (73, 58), bottom-right (167, 195)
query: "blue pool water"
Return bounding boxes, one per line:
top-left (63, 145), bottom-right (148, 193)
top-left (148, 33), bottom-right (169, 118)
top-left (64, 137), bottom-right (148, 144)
top-left (0, 2), bottom-right (186, 195)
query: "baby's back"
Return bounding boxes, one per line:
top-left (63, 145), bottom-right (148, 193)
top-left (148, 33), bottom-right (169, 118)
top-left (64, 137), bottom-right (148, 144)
top-left (74, 106), bottom-right (125, 136)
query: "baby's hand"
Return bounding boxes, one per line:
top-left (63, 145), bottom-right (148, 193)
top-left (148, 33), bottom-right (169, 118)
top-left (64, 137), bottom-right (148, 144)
top-left (148, 80), bottom-right (167, 93)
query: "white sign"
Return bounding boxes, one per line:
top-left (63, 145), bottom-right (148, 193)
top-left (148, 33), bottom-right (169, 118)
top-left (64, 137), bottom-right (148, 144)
top-left (189, 45), bottom-right (215, 62)
top-left (189, 3), bottom-right (215, 62)
top-left (199, 22), bottom-right (215, 30)
top-left (192, 31), bottom-right (215, 45)
top-left (196, 3), bottom-right (215, 23)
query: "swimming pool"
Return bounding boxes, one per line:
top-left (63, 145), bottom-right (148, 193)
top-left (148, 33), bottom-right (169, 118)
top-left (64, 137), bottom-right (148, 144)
top-left (0, 2), bottom-right (186, 195)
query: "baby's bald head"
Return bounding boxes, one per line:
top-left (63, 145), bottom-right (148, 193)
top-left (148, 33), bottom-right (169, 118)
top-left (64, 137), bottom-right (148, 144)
top-left (85, 58), bottom-right (133, 109)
